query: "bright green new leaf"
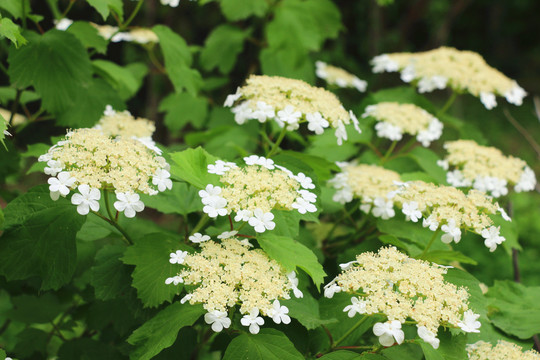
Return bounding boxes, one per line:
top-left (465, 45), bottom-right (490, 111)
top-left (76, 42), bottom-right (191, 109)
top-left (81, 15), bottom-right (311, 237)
top-left (91, 245), bottom-right (131, 301)
top-left (283, 294), bottom-right (337, 330)
top-left (169, 147), bottom-right (220, 189)
top-left (223, 328), bottom-right (304, 360)
top-left (122, 233), bottom-right (190, 307)
top-left (86, 0), bottom-right (123, 20)
top-left (160, 92), bottom-right (208, 132)
top-left (200, 25), bottom-right (250, 74)
top-left (0, 0), bottom-right (31, 19)
top-left (257, 233), bottom-right (326, 288)
top-left (141, 182), bottom-right (202, 215)
top-left (8, 30), bottom-right (92, 114)
top-left (66, 21), bottom-right (108, 54)
top-left (153, 25), bottom-right (202, 95)
top-left (406, 147), bottom-right (446, 184)
top-left (219, 0), bottom-right (269, 20)
top-left (0, 17), bottom-right (27, 47)
top-left (0, 185), bottom-right (86, 290)
top-left (93, 59), bottom-right (141, 100)
top-left (128, 302), bottom-right (205, 360)
top-left (418, 250), bottom-right (477, 265)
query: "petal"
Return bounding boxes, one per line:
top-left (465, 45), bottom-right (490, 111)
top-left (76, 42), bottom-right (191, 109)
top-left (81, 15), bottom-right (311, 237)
top-left (71, 193), bottom-right (84, 205)
top-left (124, 207), bottom-right (136, 218)
top-left (77, 203), bottom-right (90, 215)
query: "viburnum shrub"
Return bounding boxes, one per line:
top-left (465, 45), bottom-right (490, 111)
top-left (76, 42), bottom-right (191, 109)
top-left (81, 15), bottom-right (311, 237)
top-left (0, 1), bottom-right (539, 360)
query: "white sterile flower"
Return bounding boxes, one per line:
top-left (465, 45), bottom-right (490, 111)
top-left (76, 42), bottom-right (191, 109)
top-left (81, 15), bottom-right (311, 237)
top-left (418, 76), bottom-right (447, 93)
top-left (292, 198), bottom-right (317, 214)
top-left (441, 219), bottom-right (461, 244)
top-left (44, 160), bottom-right (64, 176)
top-left (137, 137), bottom-right (162, 155)
top-left (417, 326), bottom-right (440, 349)
top-left (218, 231), bottom-right (238, 239)
top-left (267, 300), bottom-right (291, 324)
top-left (287, 272), bottom-right (303, 298)
top-left (436, 159), bottom-right (449, 170)
top-left (335, 122), bottom-right (348, 146)
top-left (352, 77), bottom-right (367, 92)
top-left (498, 207), bottom-right (511, 222)
top-left (306, 112), bottom-right (329, 135)
top-left (324, 281), bottom-right (341, 298)
top-left (207, 160), bottom-right (237, 175)
top-left (234, 209), bottom-right (252, 222)
top-left (402, 201), bottom-right (422, 222)
top-left (400, 65), bottom-right (416, 82)
top-left (515, 167), bottom-right (536, 192)
top-left (315, 61), bottom-right (328, 79)
top-left (160, 0), bottom-right (180, 7)
top-left (203, 196), bottom-right (228, 218)
top-left (204, 310), bottom-right (231, 332)
top-left (298, 190), bottom-right (317, 203)
top-left (232, 102), bottom-right (254, 125)
top-left (189, 232), bottom-right (211, 243)
top-left (70, 184), bottom-right (100, 215)
top-left (48, 171), bottom-right (76, 197)
top-left (180, 294), bottom-right (192, 304)
top-left (277, 105), bottom-right (302, 127)
top-left (371, 197), bottom-right (395, 220)
top-left (248, 209), bottom-right (275, 233)
top-left (244, 155), bottom-right (275, 169)
top-left (504, 84), bottom-right (527, 106)
top-left (38, 153), bottom-right (52, 162)
top-left (371, 54), bottom-right (399, 73)
top-left (165, 275), bottom-right (183, 285)
top-left (152, 169), bottom-right (172, 192)
top-left (373, 320), bottom-right (405, 347)
top-left (447, 169), bottom-right (472, 187)
top-left (114, 192), bottom-right (145, 218)
top-left (224, 88), bottom-right (242, 107)
top-left (349, 110), bottom-right (362, 134)
top-left (240, 308), bottom-right (265, 334)
top-left (481, 226), bottom-right (505, 252)
top-left (54, 18), bottom-right (73, 31)
top-left (253, 101), bottom-right (275, 123)
top-left (343, 297), bottom-right (368, 318)
top-left (339, 261), bottom-right (357, 271)
top-left (422, 216), bottom-right (439, 232)
top-left (295, 172), bottom-right (315, 189)
top-left (199, 184), bottom-right (222, 204)
top-left (104, 104), bottom-right (116, 116)
top-left (169, 250), bottom-right (188, 264)
top-left (480, 92), bottom-right (497, 110)
top-left (375, 122), bottom-right (403, 141)
top-left (458, 310), bottom-right (481, 333)
top-left (239, 238), bottom-right (254, 247)
top-left (360, 202), bottom-right (372, 214)
top-left (275, 164), bottom-right (294, 178)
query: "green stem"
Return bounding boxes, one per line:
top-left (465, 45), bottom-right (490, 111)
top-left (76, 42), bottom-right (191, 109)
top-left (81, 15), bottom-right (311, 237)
top-left (381, 141), bottom-right (397, 164)
top-left (101, 191), bottom-right (134, 245)
top-left (21, 0), bottom-right (27, 29)
top-left (266, 126), bottom-right (288, 157)
top-left (419, 229), bottom-right (440, 258)
top-left (9, 90), bottom-right (22, 126)
top-left (191, 214), bottom-right (210, 235)
top-left (332, 316), bottom-right (369, 348)
top-left (60, 0), bottom-right (76, 19)
top-left (120, 0), bottom-right (144, 30)
top-left (437, 91), bottom-right (458, 117)
top-left (366, 142), bottom-right (383, 158)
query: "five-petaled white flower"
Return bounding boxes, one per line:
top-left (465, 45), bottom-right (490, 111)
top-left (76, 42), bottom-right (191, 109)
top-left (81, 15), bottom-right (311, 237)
top-left (207, 160), bottom-right (237, 175)
top-left (295, 173), bottom-right (315, 189)
top-left (277, 105), bottom-right (302, 128)
top-left (248, 209), bottom-right (275, 233)
top-left (417, 326), bottom-right (440, 349)
top-left (402, 201), bottom-right (422, 222)
top-left (244, 155), bottom-right (275, 170)
top-left (372, 197), bottom-right (395, 219)
top-left (165, 275), bottom-right (183, 285)
top-left (298, 190), bottom-right (317, 203)
top-left (169, 250), bottom-right (188, 264)
top-left (71, 184), bottom-right (101, 215)
top-left (323, 281), bottom-right (341, 298)
top-left (422, 216), bottom-right (439, 231)
top-left (441, 219), bottom-right (461, 244)
top-left (234, 209), bottom-right (252, 222)
top-left (267, 300), bottom-right (291, 325)
top-left (189, 232), bottom-right (211, 243)
top-left (199, 184), bottom-right (222, 203)
top-left (292, 198), bottom-right (317, 214)
top-left (373, 320), bottom-right (405, 347)
top-left (458, 310), bottom-right (481, 333)
top-left (481, 226), bottom-right (505, 252)
top-left (218, 231), bottom-right (238, 239)
top-left (204, 310), bottom-right (231, 332)
top-left (48, 171), bottom-right (76, 197)
top-left (203, 197), bottom-right (228, 218)
top-left (224, 88), bottom-right (242, 107)
top-left (240, 308), bottom-right (265, 334)
top-left (287, 272), bottom-right (303, 298)
top-left (152, 169), bottom-right (173, 192)
top-left (343, 297), bottom-right (368, 318)
top-left (252, 101), bottom-right (275, 123)
top-left (306, 112), bottom-right (329, 135)
top-left (44, 160), bottom-right (64, 176)
top-left (160, 0), bottom-right (180, 7)
top-left (114, 192), bottom-right (145, 218)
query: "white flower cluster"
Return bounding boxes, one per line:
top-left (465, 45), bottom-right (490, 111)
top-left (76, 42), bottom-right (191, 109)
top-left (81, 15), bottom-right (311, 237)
top-left (315, 61), bottom-right (367, 92)
top-left (362, 102), bottom-right (443, 147)
top-left (199, 156), bottom-right (317, 233)
top-left (467, 340), bottom-right (540, 360)
top-left (55, 20), bottom-right (159, 44)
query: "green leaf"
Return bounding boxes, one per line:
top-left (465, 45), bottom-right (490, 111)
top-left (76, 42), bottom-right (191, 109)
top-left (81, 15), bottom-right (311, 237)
top-left (0, 87), bottom-right (40, 105)
top-left (7, 293), bottom-right (65, 323)
top-left (66, 21), bottom-right (108, 54)
top-left (367, 86), bottom-right (437, 112)
top-left (8, 30), bottom-right (92, 114)
top-left (283, 294), bottom-right (337, 330)
top-left (169, 147), bottom-right (220, 189)
top-left (257, 233), bottom-right (326, 288)
top-left (200, 24), bottom-right (250, 74)
top-left (492, 215), bottom-right (521, 255)
top-left (185, 125), bottom-right (255, 161)
top-left (376, 218), bottom-right (447, 255)
top-left (128, 302), bottom-right (205, 360)
top-left (122, 233), bottom-right (190, 307)
top-left (405, 147), bottom-right (446, 184)
top-left (86, 0), bottom-right (123, 20)
top-left (320, 351), bottom-right (386, 359)
top-left (153, 25), bottom-right (202, 95)
top-left (0, 0), bottom-right (30, 18)
top-left (14, 328), bottom-right (49, 358)
top-left (93, 59), bottom-right (141, 100)
top-left (141, 182), bottom-right (202, 215)
top-left (91, 245), bottom-right (131, 301)
top-left (382, 343), bottom-right (423, 360)
top-left (0, 111), bottom-right (8, 149)
top-left (280, 150), bottom-right (339, 182)
top-left (223, 328), bottom-right (304, 360)
top-left (58, 338), bottom-right (122, 359)
top-left (160, 92), bottom-right (208, 132)
top-left (418, 250), bottom-right (478, 266)
top-left (219, 0), bottom-right (269, 20)
top-left (0, 185), bottom-right (86, 289)
top-left (486, 280), bottom-right (540, 339)
top-left (0, 17), bottom-right (27, 47)
top-left (419, 341), bottom-right (444, 360)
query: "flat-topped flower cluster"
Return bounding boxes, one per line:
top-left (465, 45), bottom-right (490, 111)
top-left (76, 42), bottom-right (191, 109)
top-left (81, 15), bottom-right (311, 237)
top-left (315, 61), bottom-right (367, 92)
top-left (391, 181), bottom-right (509, 251)
top-left (371, 46), bottom-right (526, 109)
top-left (324, 247), bottom-right (479, 349)
top-left (166, 236), bottom-right (302, 334)
top-left (467, 340), bottom-right (540, 360)
top-left (224, 75), bottom-right (361, 145)
top-left (200, 156), bottom-right (317, 233)
top-left (439, 140), bottom-right (536, 197)
top-left (362, 102), bottom-right (443, 146)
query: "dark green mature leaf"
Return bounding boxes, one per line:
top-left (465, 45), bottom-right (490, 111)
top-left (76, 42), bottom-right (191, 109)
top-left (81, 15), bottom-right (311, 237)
top-left (66, 21), bottom-right (108, 54)
top-left (91, 245), bottom-right (131, 301)
top-left (14, 328), bottom-right (48, 358)
top-left (7, 293), bottom-right (65, 323)
top-left (367, 86), bottom-right (437, 112)
top-left (0, 87), bottom-right (40, 105)
top-left (122, 233), bottom-right (190, 307)
top-left (160, 92), bottom-right (208, 132)
top-left (86, 0), bottom-right (123, 20)
top-left (223, 328), bottom-right (304, 360)
top-left (0, 185), bottom-right (86, 289)
top-left (153, 25), bottom-right (202, 95)
top-left (419, 342), bottom-right (444, 360)
top-left (419, 250), bottom-right (477, 265)
top-left (169, 147), bottom-right (220, 189)
top-left (260, 47), bottom-right (314, 82)
top-left (201, 25), bottom-right (250, 74)
top-left (0, 17), bottom-right (27, 47)
top-left (406, 147), bottom-right (446, 184)
top-left (432, 331), bottom-right (467, 360)
top-left (320, 351), bottom-right (385, 359)
top-left (0, 0), bottom-right (30, 18)
top-left (58, 338), bottom-right (123, 360)
top-left (444, 269), bottom-right (485, 315)
top-left (93, 59), bottom-right (141, 100)
top-left (185, 125), bottom-right (255, 161)
top-left (486, 280), bottom-right (540, 339)
top-left (281, 150), bottom-right (339, 182)
top-left (128, 302), bottom-right (205, 360)
top-left (376, 218), bottom-right (447, 255)
top-left (257, 233), bottom-right (326, 288)
top-left (382, 343), bottom-right (423, 360)
top-left (283, 294), bottom-right (337, 330)
top-left (220, 0), bottom-right (269, 20)
top-left (8, 30), bottom-right (92, 114)
top-left (141, 182), bottom-right (202, 215)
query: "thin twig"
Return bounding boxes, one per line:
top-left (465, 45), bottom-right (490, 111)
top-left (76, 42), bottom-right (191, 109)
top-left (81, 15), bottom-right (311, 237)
top-left (503, 108), bottom-right (540, 159)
